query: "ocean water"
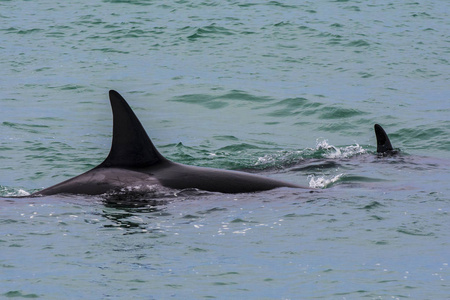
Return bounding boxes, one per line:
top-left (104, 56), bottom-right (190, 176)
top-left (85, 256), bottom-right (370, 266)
top-left (1, 0), bottom-right (449, 299)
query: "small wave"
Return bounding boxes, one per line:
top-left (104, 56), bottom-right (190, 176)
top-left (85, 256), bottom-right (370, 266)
top-left (102, 0), bottom-right (152, 6)
top-left (359, 201), bottom-right (385, 210)
top-left (308, 173), bottom-right (344, 189)
top-left (345, 39), bottom-right (370, 47)
top-left (9, 28), bottom-right (43, 35)
top-left (187, 24), bottom-right (234, 40)
top-left (3, 292), bottom-right (39, 299)
top-left (318, 106), bottom-right (367, 119)
top-left (267, 1), bottom-right (298, 8)
top-left (253, 140), bottom-right (366, 169)
top-left (171, 91), bottom-right (271, 109)
top-left (0, 186), bottom-right (31, 197)
top-left (2, 121), bottom-right (50, 134)
top-left (219, 143), bottom-right (262, 152)
top-left (255, 150), bottom-right (303, 168)
top-left (315, 139), bottom-right (366, 159)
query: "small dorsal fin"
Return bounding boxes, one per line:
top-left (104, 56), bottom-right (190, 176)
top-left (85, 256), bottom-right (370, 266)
top-left (98, 90), bottom-right (165, 168)
top-left (374, 124), bottom-right (394, 154)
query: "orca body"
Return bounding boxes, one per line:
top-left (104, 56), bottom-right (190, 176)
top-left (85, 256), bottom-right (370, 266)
top-left (32, 91), bottom-right (306, 196)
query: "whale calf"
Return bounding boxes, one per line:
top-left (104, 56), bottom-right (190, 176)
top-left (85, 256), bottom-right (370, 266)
top-left (32, 90), bottom-right (308, 196)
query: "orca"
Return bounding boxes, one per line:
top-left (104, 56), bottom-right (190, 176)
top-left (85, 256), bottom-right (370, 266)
top-left (32, 90), bottom-right (308, 196)
top-left (374, 124), bottom-right (398, 155)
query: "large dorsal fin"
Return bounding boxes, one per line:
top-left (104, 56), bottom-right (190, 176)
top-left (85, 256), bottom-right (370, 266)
top-left (374, 124), bottom-right (394, 154)
top-left (98, 90), bottom-right (166, 168)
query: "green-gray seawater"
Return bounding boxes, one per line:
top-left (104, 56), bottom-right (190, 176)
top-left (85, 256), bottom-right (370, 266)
top-left (1, 0), bottom-right (449, 299)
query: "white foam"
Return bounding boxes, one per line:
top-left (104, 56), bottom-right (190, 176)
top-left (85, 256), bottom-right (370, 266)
top-left (255, 150), bottom-right (303, 166)
top-left (308, 173), bottom-right (344, 189)
top-left (0, 186), bottom-right (31, 197)
top-left (16, 189), bottom-right (31, 197)
top-left (256, 155), bottom-right (273, 165)
top-left (316, 139), bottom-right (366, 159)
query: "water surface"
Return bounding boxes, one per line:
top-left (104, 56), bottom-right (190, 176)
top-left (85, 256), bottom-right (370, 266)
top-left (1, 0), bottom-right (449, 298)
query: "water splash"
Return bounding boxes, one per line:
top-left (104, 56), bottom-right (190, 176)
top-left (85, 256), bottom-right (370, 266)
top-left (315, 139), bottom-right (366, 159)
top-left (0, 186), bottom-right (31, 197)
top-left (255, 150), bottom-right (303, 168)
top-left (253, 139), bottom-right (367, 170)
top-left (308, 173), bottom-right (344, 189)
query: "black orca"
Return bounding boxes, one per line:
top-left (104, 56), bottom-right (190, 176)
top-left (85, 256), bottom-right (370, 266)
top-left (32, 90), bottom-right (307, 196)
top-left (374, 124), bottom-right (398, 155)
